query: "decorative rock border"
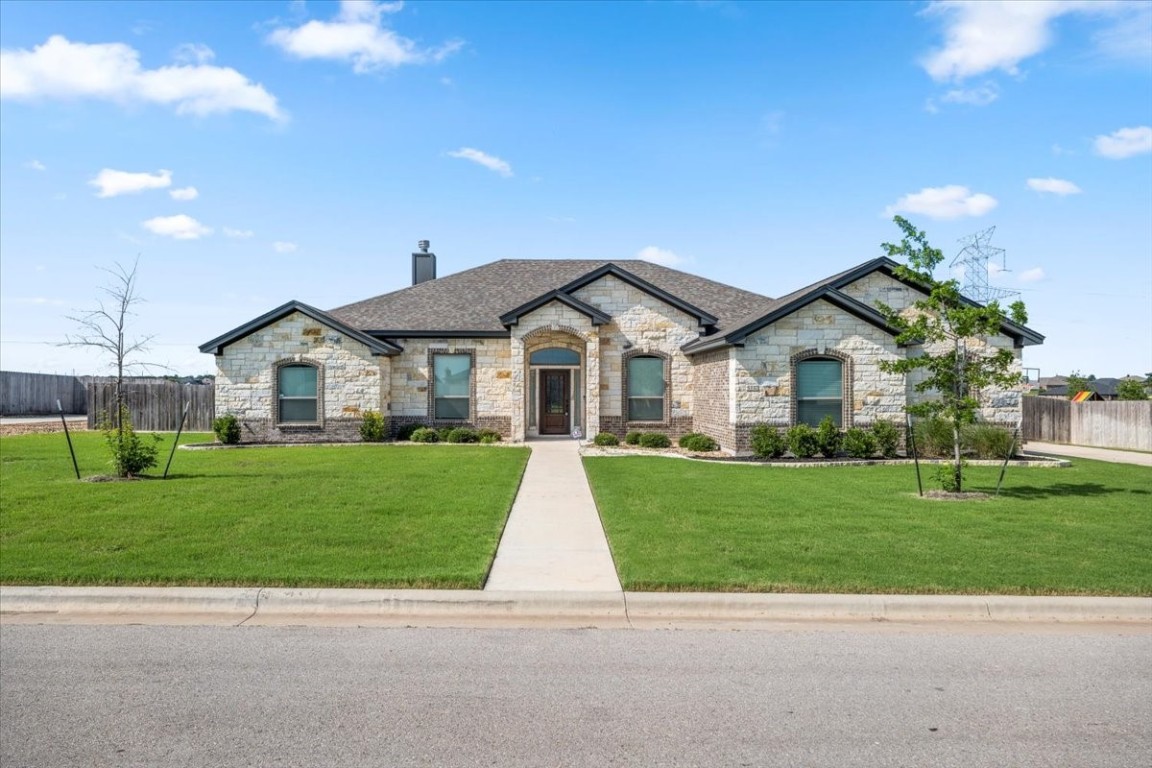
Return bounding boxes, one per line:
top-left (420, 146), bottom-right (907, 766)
top-left (579, 444), bottom-right (1070, 468)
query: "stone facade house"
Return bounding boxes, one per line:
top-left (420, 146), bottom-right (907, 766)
top-left (199, 245), bottom-right (1043, 452)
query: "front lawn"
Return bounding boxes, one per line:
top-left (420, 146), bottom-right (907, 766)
top-left (584, 457), bottom-right (1152, 595)
top-left (0, 433), bottom-right (529, 589)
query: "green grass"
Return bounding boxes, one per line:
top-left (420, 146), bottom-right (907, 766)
top-left (1, 432), bottom-right (529, 589)
top-left (584, 457), bottom-right (1152, 596)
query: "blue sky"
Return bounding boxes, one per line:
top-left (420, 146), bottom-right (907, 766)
top-left (2, 0), bottom-right (1150, 379)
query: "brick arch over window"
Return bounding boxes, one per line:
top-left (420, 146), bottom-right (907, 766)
top-left (273, 357), bottom-right (324, 426)
top-left (521, 324), bottom-right (596, 343)
top-left (623, 349), bottom-right (671, 425)
top-left (790, 348), bottom-right (853, 428)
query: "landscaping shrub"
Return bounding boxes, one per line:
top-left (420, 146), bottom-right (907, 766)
top-left (478, 428), bottom-right (502, 443)
top-left (786, 424), bottom-right (819, 459)
top-left (99, 406), bottom-right (161, 477)
top-left (871, 420), bottom-right (901, 458)
top-left (395, 423), bottom-right (424, 441)
top-left (212, 413), bottom-right (241, 445)
top-left (409, 427), bottom-right (439, 443)
top-left (624, 431), bottom-right (642, 446)
top-left (446, 427), bottom-right (479, 444)
top-left (841, 428), bottom-right (877, 459)
top-left (912, 417), bottom-right (953, 458)
top-left (678, 432), bottom-right (718, 452)
top-left (749, 424), bottom-right (786, 458)
top-left (593, 432), bottom-right (620, 446)
top-left (815, 415), bottom-right (842, 458)
top-left (436, 427), bottom-right (454, 442)
top-left (963, 423), bottom-right (1017, 459)
top-left (358, 410), bottom-right (387, 442)
top-left (638, 432), bottom-right (671, 449)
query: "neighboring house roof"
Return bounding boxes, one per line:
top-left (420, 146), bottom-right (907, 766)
top-left (198, 300), bottom-right (403, 356)
top-left (326, 259), bottom-right (775, 336)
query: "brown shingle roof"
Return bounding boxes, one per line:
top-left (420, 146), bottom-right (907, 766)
top-left (327, 259), bottom-right (777, 335)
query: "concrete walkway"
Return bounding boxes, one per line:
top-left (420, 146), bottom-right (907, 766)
top-left (1023, 441), bottom-right (1152, 467)
top-left (484, 438), bottom-right (622, 592)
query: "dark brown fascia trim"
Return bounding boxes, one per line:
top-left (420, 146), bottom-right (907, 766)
top-left (199, 300), bottom-right (402, 356)
top-left (558, 263), bottom-right (719, 327)
top-left (681, 287), bottom-right (901, 355)
top-left (499, 290), bottom-right (611, 327)
top-left (830, 257), bottom-right (1044, 347)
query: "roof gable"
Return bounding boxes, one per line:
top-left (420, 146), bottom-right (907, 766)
top-left (499, 290), bottom-right (611, 327)
top-left (199, 300), bottom-right (402, 356)
top-left (557, 263), bottom-right (719, 327)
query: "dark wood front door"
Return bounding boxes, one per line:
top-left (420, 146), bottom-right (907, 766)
top-left (539, 370), bottom-right (570, 435)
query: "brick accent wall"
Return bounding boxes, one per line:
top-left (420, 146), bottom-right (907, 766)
top-left (598, 415), bottom-right (694, 442)
top-left (690, 348), bottom-right (733, 450)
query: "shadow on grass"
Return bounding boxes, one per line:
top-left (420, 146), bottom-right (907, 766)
top-left (995, 482), bottom-right (1148, 500)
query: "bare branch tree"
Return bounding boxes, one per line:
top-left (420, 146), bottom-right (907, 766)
top-left (62, 258), bottom-right (166, 476)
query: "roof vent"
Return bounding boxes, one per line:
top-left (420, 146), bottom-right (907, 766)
top-left (412, 240), bottom-right (436, 285)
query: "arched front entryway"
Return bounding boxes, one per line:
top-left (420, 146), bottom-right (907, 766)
top-left (522, 329), bottom-right (589, 439)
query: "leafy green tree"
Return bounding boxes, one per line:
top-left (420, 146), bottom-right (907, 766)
top-left (1065, 371), bottom-right (1091, 399)
top-left (1117, 379), bottom-right (1149, 401)
top-left (876, 217), bottom-right (1028, 493)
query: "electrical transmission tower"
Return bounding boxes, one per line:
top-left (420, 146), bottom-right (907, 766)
top-left (951, 226), bottom-right (1020, 304)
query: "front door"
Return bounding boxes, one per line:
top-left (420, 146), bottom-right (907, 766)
top-left (539, 370), bottom-right (570, 435)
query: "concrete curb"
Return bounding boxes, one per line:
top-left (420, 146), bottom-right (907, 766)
top-left (2, 586), bottom-right (1148, 628)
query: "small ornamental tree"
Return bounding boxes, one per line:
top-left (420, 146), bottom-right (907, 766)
top-left (1065, 371), bottom-right (1091, 400)
top-left (875, 217), bottom-right (1028, 493)
top-left (1117, 379), bottom-right (1149, 401)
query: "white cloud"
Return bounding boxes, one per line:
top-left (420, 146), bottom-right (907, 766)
top-left (637, 246), bottom-right (691, 268)
top-left (941, 82), bottom-right (999, 106)
top-left (883, 185), bottom-right (998, 220)
top-left (169, 186), bottom-right (199, 200)
top-left (141, 214), bottom-right (212, 240)
top-left (89, 168), bottom-right (172, 197)
top-left (267, 0), bottom-right (463, 74)
top-left (446, 147), bottom-right (513, 177)
top-left (272, 241), bottom-right (298, 253)
top-left (1018, 267), bottom-right (1046, 283)
top-left (1027, 177), bottom-right (1082, 195)
top-left (920, 1), bottom-right (1102, 82)
top-left (1094, 126), bottom-right (1152, 159)
top-left (0, 35), bottom-right (284, 121)
top-left (24, 159), bottom-right (46, 171)
top-left (171, 43), bottom-right (215, 65)
top-left (1093, 4), bottom-right (1152, 63)
top-left (223, 227), bottom-right (254, 239)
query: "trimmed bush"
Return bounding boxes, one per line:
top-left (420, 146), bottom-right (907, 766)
top-left (358, 410), bottom-right (387, 442)
top-left (624, 431), bottom-right (642, 446)
top-left (395, 423), bottom-right (424, 441)
top-left (963, 423), bottom-right (1017, 459)
top-left (593, 432), bottom-right (620, 446)
top-left (478, 428), bottom-right (502, 443)
top-left (786, 424), bottom-right (819, 459)
top-left (912, 417), bottom-right (953, 458)
top-left (446, 427), bottom-right (479, 444)
top-left (842, 428), bottom-right (877, 459)
top-left (638, 432), bottom-right (671, 449)
top-left (678, 433), bottom-right (719, 452)
top-left (871, 420), bottom-right (901, 458)
top-left (212, 413), bottom-right (241, 445)
top-left (436, 427), bottom-right (454, 442)
top-left (750, 424), bottom-right (786, 458)
top-left (100, 406), bottom-right (161, 477)
top-left (815, 415), bottom-right (842, 458)
top-left (409, 427), bottom-right (439, 443)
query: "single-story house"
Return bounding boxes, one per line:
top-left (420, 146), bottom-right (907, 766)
top-left (199, 243), bottom-right (1044, 452)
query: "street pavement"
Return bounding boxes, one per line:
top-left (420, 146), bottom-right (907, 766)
top-left (2, 623), bottom-right (1148, 768)
top-left (1022, 440), bottom-right (1152, 466)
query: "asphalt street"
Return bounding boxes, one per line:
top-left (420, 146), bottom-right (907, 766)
top-left (2, 623), bottom-right (1149, 767)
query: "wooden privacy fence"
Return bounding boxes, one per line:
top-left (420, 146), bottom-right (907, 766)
top-left (87, 381), bottom-right (215, 432)
top-left (0, 371), bottom-right (87, 415)
top-left (1023, 396), bottom-right (1152, 452)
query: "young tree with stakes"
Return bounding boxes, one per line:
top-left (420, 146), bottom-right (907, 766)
top-left (876, 217), bottom-right (1028, 493)
top-left (64, 259), bottom-right (161, 477)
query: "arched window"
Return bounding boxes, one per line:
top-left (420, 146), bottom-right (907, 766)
top-left (529, 347), bottom-right (580, 366)
top-left (795, 358), bottom-right (843, 427)
top-left (278, 364), bottom-right (319, 423)
top-left (626, 355), bottom-right (666, 422)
